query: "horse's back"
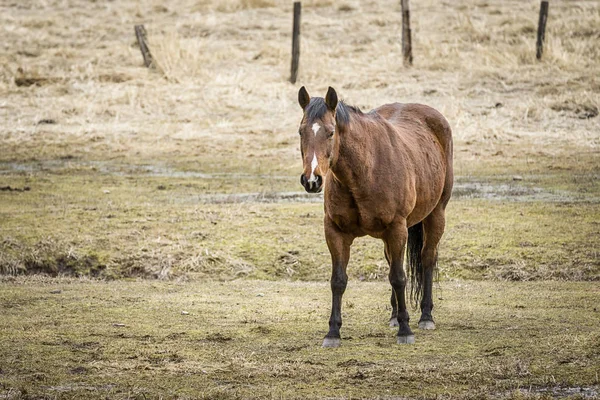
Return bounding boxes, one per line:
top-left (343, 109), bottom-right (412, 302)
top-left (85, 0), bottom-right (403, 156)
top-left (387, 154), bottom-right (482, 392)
top-left (374, 103), bottom-right (452, 150)
top-left (375, 102), bottom-right (454, 209)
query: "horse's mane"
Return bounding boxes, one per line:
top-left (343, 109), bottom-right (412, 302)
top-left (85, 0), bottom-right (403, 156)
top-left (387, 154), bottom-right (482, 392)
top-left (305, 97), bottom-right (362, 130)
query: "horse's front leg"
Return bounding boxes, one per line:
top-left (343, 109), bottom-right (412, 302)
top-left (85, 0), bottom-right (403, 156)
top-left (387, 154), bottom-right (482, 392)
top-left (384, 220), bottom-right (414, 344)
top-left (322, 217), bottom-right (353, 348)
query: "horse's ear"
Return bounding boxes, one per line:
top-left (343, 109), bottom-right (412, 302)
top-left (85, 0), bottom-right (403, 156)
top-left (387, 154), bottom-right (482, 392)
top-left (298, 86), bottom-right (310, 110)
top-left (325, 86), bottom-right (338, 112)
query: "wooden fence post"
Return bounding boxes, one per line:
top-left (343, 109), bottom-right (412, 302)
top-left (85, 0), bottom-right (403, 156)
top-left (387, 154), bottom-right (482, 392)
top-left (135, 25), bottom-right (154, 68)
top-left (401, 0), bottom-right (413, 66)
top-left (290, 2), bottom-right (301, 84)
top-left (536, 1), bottom-right (549, 60)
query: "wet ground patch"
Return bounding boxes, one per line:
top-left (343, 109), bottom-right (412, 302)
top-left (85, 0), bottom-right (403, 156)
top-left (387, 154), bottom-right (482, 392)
top-left (3, 160), bottom-right (597, 204)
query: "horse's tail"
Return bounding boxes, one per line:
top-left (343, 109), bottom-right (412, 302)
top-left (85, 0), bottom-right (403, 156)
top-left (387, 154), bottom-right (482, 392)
top-left (407, 221), bottom-right (424, 308)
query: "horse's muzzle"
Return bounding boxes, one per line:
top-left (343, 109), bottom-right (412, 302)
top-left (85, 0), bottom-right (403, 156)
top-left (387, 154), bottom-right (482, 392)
top-left (300, 174), bottom-right (323, 193)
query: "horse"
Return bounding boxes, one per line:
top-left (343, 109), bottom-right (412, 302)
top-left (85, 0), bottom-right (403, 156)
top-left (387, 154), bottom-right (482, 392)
top-left (296, 86), bottom-right (453, 347)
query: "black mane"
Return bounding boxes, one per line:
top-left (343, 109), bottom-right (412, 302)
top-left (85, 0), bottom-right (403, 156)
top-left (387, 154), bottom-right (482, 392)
top-left (305, 97), bottom-right (362, 130)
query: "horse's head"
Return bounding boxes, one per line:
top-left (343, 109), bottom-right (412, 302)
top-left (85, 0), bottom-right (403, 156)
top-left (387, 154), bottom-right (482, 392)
top-left (297, 86), bottom-right (339, 193)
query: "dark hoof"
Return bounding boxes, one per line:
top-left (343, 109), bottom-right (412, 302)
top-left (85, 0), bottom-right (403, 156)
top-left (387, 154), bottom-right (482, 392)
top-left (389, 317), bottom-right (399, 328)
top-left (322, 337), bottom-right (341, 348)
top-left (397, 335), bottom-right (415, 344)
top-left (418, 320), bottom-right (436, 330)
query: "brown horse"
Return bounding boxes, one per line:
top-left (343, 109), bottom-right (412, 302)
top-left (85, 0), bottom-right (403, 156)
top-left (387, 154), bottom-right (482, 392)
top-left (297, 86), bottom-right (453, 346)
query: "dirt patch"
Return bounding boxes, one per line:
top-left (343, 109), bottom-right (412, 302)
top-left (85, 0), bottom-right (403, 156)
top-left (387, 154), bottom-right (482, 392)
top-left (14, 75), bottom-right (62, 87)
top-left (551, 101), bottom-right (599, 119)
top-left (204, 333), bottom-right (232, 342)
top-left (0, 185), bottom-right (30, 192)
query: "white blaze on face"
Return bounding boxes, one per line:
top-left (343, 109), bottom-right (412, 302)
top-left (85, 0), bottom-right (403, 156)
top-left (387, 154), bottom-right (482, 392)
top-left (308, 153), bottom-right (318, 183)
top-left (312, 123), bottom-right (320, 136)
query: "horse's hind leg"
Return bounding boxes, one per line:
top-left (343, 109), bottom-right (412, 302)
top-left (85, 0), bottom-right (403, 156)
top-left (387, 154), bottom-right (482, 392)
top-left (389, 289), bottom-right (399, 327)
top-left (419, 205), bottom-right (446, 330)
top-left (385, 245), bottom-right (400, 327)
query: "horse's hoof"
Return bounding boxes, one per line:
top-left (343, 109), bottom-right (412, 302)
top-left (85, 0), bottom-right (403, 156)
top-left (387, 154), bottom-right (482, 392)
top-left (418, 320), bottom-right (436, 330)
top-left (397, 335), bottom-right (415, 344)
top-left (322, 337), bottom-right (341, 348)
top-left (389, 317), bottom-right (399, 328)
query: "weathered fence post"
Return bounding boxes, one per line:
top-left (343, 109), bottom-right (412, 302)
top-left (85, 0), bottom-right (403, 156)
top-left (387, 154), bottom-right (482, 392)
top-left (536, 1), bottom-right (549, 60)
top-left (135, 25), bottom-right (154, 68)
top-left (290, 2), bottom-right (301, 84)
top-left (401, 0), bottom-right (413, 66)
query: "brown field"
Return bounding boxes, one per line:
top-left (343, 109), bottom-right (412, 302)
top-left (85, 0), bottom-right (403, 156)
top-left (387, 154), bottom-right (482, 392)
top-left (0, 0), bottom-right (599, 398)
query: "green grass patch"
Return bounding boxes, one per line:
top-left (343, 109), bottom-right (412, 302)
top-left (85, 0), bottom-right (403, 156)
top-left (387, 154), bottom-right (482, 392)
top-left (1, 170), bottom-right (599, 281)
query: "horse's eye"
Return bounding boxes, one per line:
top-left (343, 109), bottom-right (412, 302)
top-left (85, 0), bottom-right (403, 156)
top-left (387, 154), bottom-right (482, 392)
top-left (298, 131), bottom-right (302, 137)
top-left (328, 130), bottom-right (334, 138)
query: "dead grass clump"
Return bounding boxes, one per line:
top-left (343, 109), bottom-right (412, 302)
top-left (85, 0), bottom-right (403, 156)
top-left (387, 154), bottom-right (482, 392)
top-left (276, 250), bottom-right (299, 277)
top-left (302, 0), bottom-right (334, 8)
top-left (96, 73), bottom-right (133, 83)
top-left (492, 263), bottom-right (600, 282)
top-left (492, 262), bottom-right (538, 282)
top-left (179, 249), bottom-right (254, 279)
top-left (148, 30), bottom-right (250, 83)
top-left (0, 238), bottom-right (106, 277)
top-left (451, 14), bottom-right (491, 43)
top-left (148, 33), bottom-right (207, 83)
top-left (218, 0), bottom-right (274, 12)
top-left (193, 0), bottom-right (275, 13)
top-left (110, 253), bottom-right (166, 279)
top-left (0, 238), bottom-right (180, 280)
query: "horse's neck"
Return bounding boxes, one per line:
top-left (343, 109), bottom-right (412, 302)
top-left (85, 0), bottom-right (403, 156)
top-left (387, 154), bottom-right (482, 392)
top-left (330, 124), bottom-right (373, 188)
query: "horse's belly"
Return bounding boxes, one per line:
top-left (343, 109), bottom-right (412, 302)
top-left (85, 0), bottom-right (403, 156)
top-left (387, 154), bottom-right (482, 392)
top-left (330, 214), bottom-right (389, 238)
top-left (357, 217), bottom-right (389, 238)
top-left (353, 201), bottom-right (398, 238)
top-left (406, 177), bottom-right (445, 226)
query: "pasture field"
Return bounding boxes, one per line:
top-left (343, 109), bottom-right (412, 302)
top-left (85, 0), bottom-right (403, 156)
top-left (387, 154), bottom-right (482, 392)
top-left (0, 0), bottom-right (599, 398)
top-left (0, 277), bottom-right (599, 399)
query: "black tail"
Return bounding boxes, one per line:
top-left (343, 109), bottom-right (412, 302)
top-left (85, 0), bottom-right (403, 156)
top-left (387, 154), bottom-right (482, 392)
top-left (407, 222), bottom-right (424, 308)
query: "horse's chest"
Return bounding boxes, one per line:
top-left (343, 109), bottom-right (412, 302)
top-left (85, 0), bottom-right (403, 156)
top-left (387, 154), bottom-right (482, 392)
top-left (357, 208), bottom-right (393, 237)
top-left (328, 207), bottom-right (361, 235)
top-left (327, 195), bottom-right (393, 237)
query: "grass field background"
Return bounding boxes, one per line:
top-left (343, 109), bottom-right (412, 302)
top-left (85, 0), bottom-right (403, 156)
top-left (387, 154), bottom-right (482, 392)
top-left (0, 0), bottom-right (599, 398)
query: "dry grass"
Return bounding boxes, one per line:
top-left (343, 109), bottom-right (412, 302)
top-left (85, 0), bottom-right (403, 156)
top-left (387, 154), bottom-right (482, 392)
top-left (1, 0), bottom-right (598, 169)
